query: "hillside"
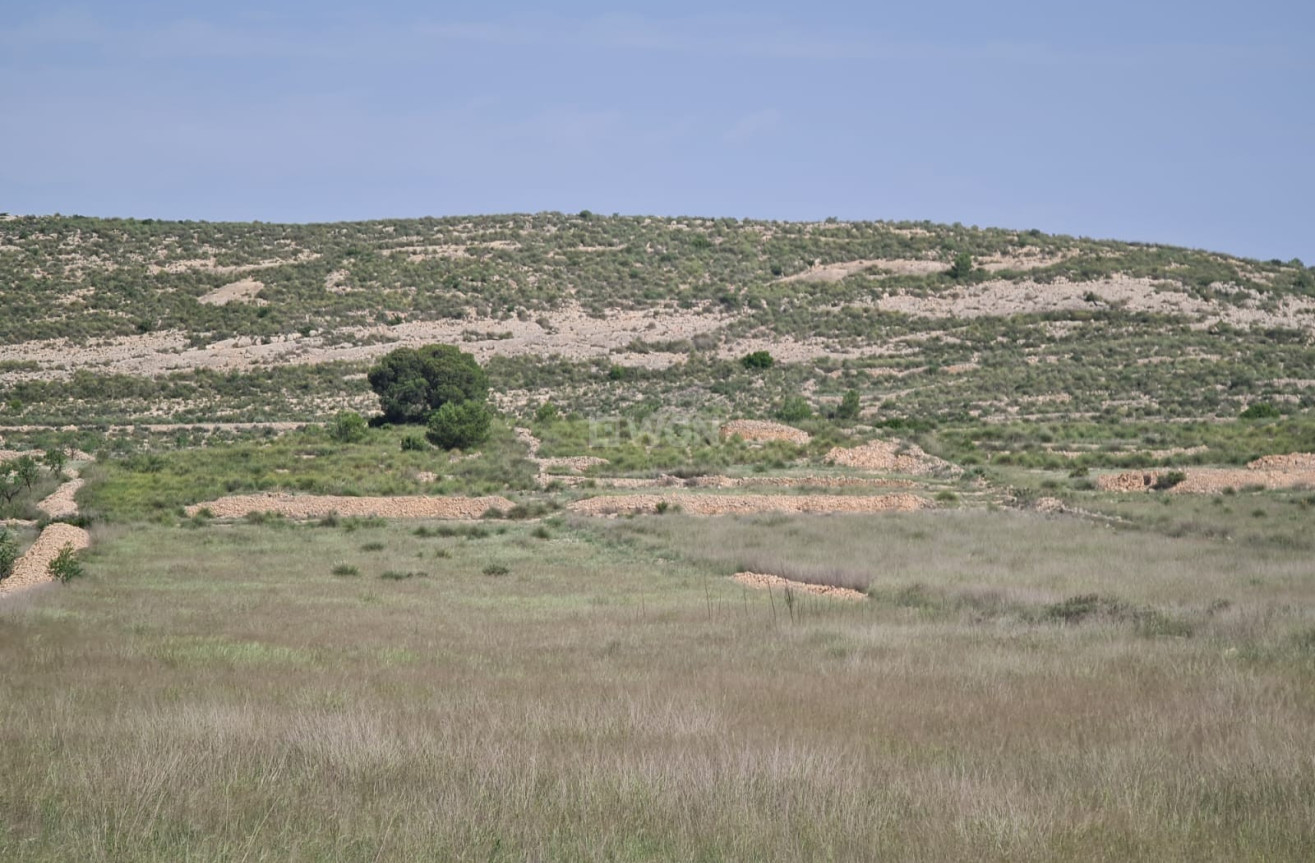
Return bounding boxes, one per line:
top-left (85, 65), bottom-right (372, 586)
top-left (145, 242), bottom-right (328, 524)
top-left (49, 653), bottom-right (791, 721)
top-left (1, 212), bottom-right (1313, 472)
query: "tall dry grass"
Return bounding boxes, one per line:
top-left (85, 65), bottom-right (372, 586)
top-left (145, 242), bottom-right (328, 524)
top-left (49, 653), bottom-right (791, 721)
top-left (1, 513), bottom-right (1313, 860)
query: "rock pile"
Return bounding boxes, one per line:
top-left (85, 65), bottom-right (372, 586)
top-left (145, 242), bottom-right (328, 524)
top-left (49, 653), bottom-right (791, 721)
top-left (825, 439), bottom-right (961, 477)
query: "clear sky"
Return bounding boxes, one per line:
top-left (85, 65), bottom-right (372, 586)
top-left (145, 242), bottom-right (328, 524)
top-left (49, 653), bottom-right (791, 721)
top-left (3, 1), bottom-right (1312, 261)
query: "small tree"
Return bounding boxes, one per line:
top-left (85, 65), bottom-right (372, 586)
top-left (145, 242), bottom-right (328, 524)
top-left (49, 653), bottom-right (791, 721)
top-left (328, 411), bottom-right (369, 443)
top-left (14, 456), bottom-right (39, 491)
top-left (0, 527), bottom-right (17, 581)
top-left (0, 463), bottom-right (20, 506)
top-left (741, 351), bottom-right (774, 370)
top-left (948, 252), bottom-right (974, 280)
top-left (43, 448), bottom-right (66, 477)
top-left (835, 389), bottom-right (861, 420)
top-left (426, 401), bottom-right (493, 450)
top-left (367, 344), bottom-right (489, 425)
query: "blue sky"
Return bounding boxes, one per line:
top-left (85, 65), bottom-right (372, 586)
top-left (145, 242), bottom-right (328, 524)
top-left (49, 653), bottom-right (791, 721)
top-left (2, 1), bottom-right (1312, 261)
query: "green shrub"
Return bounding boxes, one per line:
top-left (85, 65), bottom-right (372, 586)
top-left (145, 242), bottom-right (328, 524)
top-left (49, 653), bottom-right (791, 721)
top-left (1153, 470), bottom-right (1187, 491)
top-left (47, 544), bottom-right (84, 583)
top-left (328, 411), bottom-right (368, 443)
top-left (482, 564), bottom-right (510, 577)
top-left (1239, 403), bottom-right (1281, 420)
top-left (360, 541), bottom-right (385, 552)
top-left (331, 563), bottom-right (359, 577)
top-left (427, 401), bottom-right (493, 450)
top-left (400, 434), bottom-right (428, 452)
top-left (0, 528), bottom-right (17, 580)
top-left (741, 350), bottom-right (774, 370)
top-left (776, 395), bottom-right (812, 422)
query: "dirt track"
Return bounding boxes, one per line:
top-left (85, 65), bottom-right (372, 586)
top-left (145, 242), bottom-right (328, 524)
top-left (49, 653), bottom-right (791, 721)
top-left (0, 523), bottom-right (91, 597)
top-left (732, 571), bottom-right (867, 601)
top-left (568, 492), bottom-right (929, 517)
top-left (184, 492), bottom-right (515, 520)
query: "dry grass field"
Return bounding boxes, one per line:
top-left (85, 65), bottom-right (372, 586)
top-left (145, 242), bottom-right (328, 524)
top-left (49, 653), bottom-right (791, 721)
top-left (3, 510), bottom-right (1313, 861)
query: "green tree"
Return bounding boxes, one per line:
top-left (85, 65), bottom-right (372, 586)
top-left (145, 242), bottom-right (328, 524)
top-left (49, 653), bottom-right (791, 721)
top-left (14, 456), bottom-right (39, 491)
top-left (367, 344), bottom-right (489, 425)
top-left (948, 252), bottom-right (974, 280)
top-left (43, 447), bottom-right (66, 477)
top-left (835, 389), bottom-right (861, 420)
top-left (426, 401), bottom-right (493, 450)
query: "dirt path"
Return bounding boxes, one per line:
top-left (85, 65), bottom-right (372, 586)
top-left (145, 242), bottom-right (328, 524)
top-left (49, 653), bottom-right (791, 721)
top-left (731, 571), bottom-right (867, 600)
top-left (184, 493), bottom-right (515, 520)
top-left (0, 523), bottom-right (91, 597)
top-left (568, 492), bottom-right (929, 517)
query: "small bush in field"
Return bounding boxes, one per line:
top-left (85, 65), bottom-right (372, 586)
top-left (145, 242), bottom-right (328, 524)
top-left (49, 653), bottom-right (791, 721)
top-left (48, 545), bottom-right (84, 582)
top-left (400, 434), bottom-right (428, 452)
top-left (482, 564), bottom-right (510, 577)
top-left (741, 350), bottom-right (774, 370)
top-left (331, 563), bottom-right (359, 577)
top-left (328, 411), bottom-right (369, 444)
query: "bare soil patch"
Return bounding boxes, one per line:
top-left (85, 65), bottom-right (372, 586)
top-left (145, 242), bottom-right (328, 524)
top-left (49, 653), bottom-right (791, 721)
top-left (874, 276), bottom-right (1315, 330)
top-left (197, 278), bottom-right (267, 306)
top-left (184, 493), bottom-right (515, 520)
top-left (779, 259), bottom-right (945, 283)
top-left (731, 571), bottom-right (867, 601)
top-left (568, 492), bottom-right (928, 517)
top-left (720, 420), bottom-right (810, 445)
top-left (0, 523), bottom-right (90, 597)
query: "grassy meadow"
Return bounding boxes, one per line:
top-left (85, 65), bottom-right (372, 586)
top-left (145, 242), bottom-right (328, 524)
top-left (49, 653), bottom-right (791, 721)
top-left (3, 510), bottom-right (1313, 861)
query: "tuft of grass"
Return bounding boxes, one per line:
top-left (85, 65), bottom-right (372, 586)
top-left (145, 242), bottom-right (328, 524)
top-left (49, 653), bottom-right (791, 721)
top-left (330, 563), bottom-right (359, 577)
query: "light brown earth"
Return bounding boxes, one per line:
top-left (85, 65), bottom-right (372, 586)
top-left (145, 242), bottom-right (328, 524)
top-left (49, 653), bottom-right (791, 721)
top-left (719, 420), bottom-right (811, 445)
top-left (184, 493), bottom-right (516, 520)
top-left (826, 439), bottom-right (961, 476)
top-left (567, 492), bottom-right (929, 517)
top-left (731, 571), bottom-right (867, 601)
top-left (197, 278), bottom-right (267, 306)
top-left (0, 523), bottom-right (90, 597)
